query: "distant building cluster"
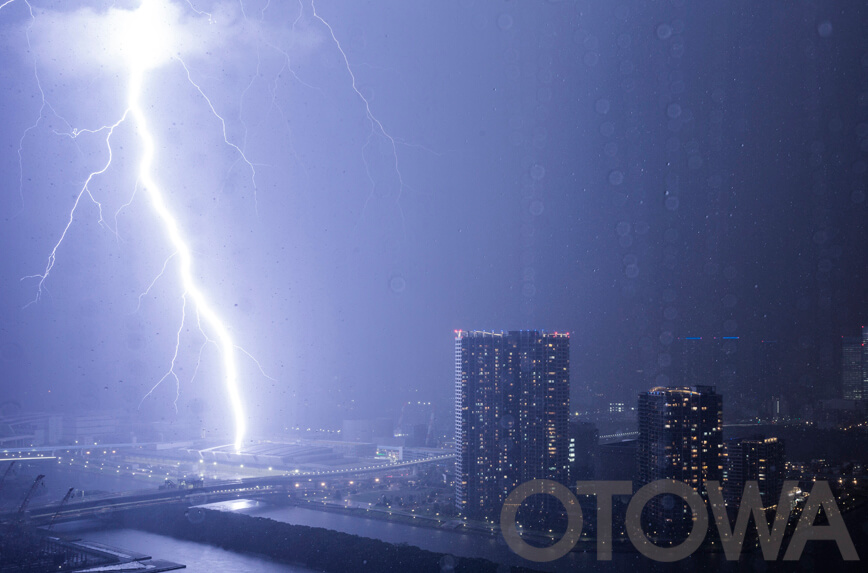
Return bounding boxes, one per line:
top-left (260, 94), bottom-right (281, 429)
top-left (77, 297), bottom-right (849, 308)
top-left (453, 331), bottom-right (791, 541)
top-left (0, 412), bottom-right (120, 448)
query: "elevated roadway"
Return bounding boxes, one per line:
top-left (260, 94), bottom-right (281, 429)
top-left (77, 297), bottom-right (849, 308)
top-left (3, 454), bottom-right (454, 525)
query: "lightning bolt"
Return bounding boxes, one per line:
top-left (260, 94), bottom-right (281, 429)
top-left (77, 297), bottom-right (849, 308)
top-left (11, 0), bottom-right (253, 453)
top-left (119, 18), bottom-right (249, 452)
top-left (310, 0), bottom-right (408, 231)
top-left (7, 0), bottom-right (410, 454)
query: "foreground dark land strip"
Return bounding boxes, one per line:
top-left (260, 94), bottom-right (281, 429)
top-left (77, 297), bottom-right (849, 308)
top-left (112, 504), bottom-right (541, 573)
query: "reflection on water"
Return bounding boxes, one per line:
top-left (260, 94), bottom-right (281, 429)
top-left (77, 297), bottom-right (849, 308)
top-left (52, 521), bottom-right (313, 573)
top-left (232, 503), bottom-right (597, 572)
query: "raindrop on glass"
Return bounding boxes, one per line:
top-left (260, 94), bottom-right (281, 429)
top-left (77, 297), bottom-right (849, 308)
top-left (529, 200), bottom-right (544, 216)
top-left (616, 221), bottom-right (631, 236)
top-left (817, 20), bottom-right (833, 38)
top-left (664, 196), bottom-right (680, 211)
top-left (389, 275), bottom-right (406, 293)
top-left (656, 23), bottom-right (673, 40)
top-left (530, 164), bottom-right (546, 180)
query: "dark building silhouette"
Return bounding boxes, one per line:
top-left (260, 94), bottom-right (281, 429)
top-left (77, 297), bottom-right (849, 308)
top-left (842, 335), bottom-right (863, 400)
top-left (637, 385), bottom-right (723, 541)
top-left (723, 436), bottom-right (786, 509)
top-left (841, 326), bottom-right (868, 401)
top-left (595, 439), bottom-right (637, 484)
top-left (568, 420), bottom-right (598, 484)
top-left (454, 330), bottom-right (570, 518)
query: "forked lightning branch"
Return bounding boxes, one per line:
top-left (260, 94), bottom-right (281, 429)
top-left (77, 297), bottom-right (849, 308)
top-left (8, 0), bottom-right (259, 452)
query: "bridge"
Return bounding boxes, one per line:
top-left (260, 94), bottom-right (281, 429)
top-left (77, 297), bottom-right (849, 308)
top-left (3, 454), bottom-right (454, 525)
top-left (598, 422), bottom-right (769, 444)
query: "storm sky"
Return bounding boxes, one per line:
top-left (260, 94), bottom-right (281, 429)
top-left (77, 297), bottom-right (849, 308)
top-left (1, 0), bottom-right (867, 438)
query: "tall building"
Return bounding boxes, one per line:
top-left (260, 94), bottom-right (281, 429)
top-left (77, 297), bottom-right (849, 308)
top-left (842, 335), bottom-right (863, 400)
top-left (863, 326), bottom-right (868, 399)
top-left (637, 385), bottom-right (723, 541)
top-left (454, 330), bottom-right (570, 519)
top-left (722, 436), bottom-right (785, 509)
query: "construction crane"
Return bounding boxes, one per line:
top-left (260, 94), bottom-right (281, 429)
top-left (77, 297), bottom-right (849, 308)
top-left (17, 474), bottom-right (45, 518)
top-left (47, 488), bottom-right (75, 532)
top-left (0, 460), bottom-right (15, 497)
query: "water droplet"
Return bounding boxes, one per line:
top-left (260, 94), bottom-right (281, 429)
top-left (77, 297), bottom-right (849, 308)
top-left (609, 170), bottom-right (624, 186)
top-left (186, 507), bottom-right (206, 524)
top-left (389, 275), bottom-right (406, 293)
top-left (616, 221), bottom-right (632, 236)
top-left (530, 164), bottom-right (546, 180)
top-left (664, 196), bottom-right (680, 210)
top-left (595, 98), bottom-right (611, 114)
top-left (656, 23), bottom-right (673, 40)
top-left (497, 13), bottom-right (514, 31)
top-left (625, 264), bottom-right (639, 278)
top-left (529, 200), bottom-right (544, 216)
top-left (666, 103), bottom-right (682, 119)
top-left (818, 20), bottom-right (833, 38)
top-left (440, 555), bottom-right (458, 572)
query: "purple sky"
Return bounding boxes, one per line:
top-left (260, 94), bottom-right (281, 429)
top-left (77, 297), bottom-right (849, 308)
top-left (1, 0), bottom-right (867, 440)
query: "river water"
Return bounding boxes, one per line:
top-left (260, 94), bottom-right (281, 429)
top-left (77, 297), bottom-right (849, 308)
top-left (53, 520), bottom-right (314, 573)
top-left (231, 502), bottom-right (641, 572)
top-left (34, 465), bottom-right (735, 572)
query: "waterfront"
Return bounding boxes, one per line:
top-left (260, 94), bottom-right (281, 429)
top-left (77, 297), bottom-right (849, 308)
top-left (230, 501), bottom-right (642, 572)
top-left (53, 520), bottom-right (314, 573)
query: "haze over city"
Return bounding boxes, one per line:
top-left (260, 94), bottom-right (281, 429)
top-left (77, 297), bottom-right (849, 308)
top-left (1, 1), bottom-right (867, 571)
